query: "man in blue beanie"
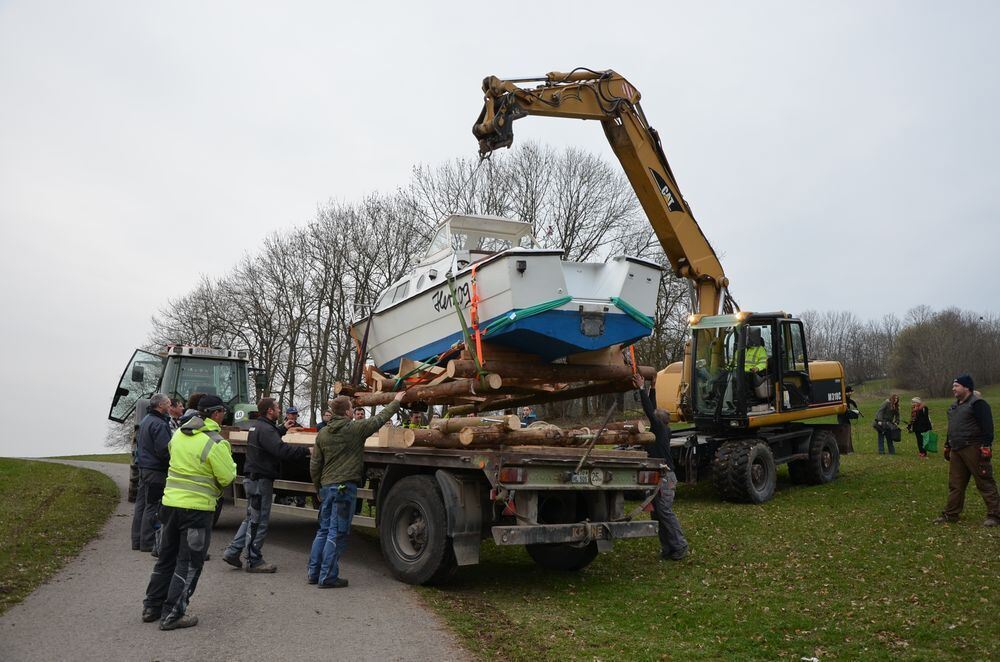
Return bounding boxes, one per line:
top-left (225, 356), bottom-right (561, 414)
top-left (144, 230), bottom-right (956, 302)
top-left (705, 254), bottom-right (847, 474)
top-left (934, 373), bottom-right (999, 526)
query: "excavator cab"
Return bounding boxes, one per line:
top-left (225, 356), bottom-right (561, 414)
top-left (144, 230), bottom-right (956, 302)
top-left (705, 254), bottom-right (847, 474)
top-left (690, 313), bottom-right (820, 432)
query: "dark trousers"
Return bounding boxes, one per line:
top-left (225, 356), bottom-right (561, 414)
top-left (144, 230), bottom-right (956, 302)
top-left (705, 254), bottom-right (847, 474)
top-left (942, 445), bottom-right (1000, 520)
top-left (913, 431), bottom-right (926, 454)
top-left (132, 469), bottom-right (165, 551)
top-left (143, 505), bottom-right (213, 625)
top-left (653, 471), bottom-right (688, 558)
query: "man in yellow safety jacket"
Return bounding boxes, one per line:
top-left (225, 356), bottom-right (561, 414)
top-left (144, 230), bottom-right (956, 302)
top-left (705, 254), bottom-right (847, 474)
top-left (141, 394), bottom-right (236, 630)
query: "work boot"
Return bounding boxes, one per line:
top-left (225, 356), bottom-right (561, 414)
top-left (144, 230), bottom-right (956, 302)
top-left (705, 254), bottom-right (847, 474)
top-left (306, 575), bottom-right (318, 585)
top-left (246, 562), bottom-right (277, 574)
top-left (933, 515), bottom-right (959, 524)
top-left (141, 608), bottom-right (161, 623)
top-left (317, 578), bottom-right (348, 588)
top-left (660, 546), bottom-right (689, 561)
top-left (222, 553), bottom-right (242, 569)
top-left (159, 614), bottom-right (198, 631)
top-left (983, 516), bottom-right (1000, 527)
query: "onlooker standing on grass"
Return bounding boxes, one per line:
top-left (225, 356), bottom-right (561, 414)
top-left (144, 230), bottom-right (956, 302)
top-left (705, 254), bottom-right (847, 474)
top-left (874, 393), bottom-right (901, 455)
top-left (222, 397), bottom-right (310, 573)
top-left (307, 392), bottom-right (404, 588)
top-left (132, 394), bottom-right (172, 552)
top-left (284, 406), bottom-right (304, 431)
top-left (633, 374), bottom-right (688, 561)
top-left (907, 397), bottom-right (932, 458)
top-left (934, 374), bottom-right (999, 527)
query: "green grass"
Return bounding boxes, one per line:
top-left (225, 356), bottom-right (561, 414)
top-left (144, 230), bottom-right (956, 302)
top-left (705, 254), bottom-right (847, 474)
top-left (48, 453), bottom-right (131, 464)
top-left (418, 386), bottom-right (1000, 660)
top-left (0, 459), bottom-right (119, 615)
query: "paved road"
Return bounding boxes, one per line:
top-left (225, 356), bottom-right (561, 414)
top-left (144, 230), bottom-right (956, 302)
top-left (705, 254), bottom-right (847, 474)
top-left (1, 461), bottom-right (467, 661)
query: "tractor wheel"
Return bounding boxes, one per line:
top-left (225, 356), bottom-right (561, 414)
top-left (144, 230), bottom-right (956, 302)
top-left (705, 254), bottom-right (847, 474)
top-left (379, 475), bottom-right (456, 585)
top-left (803, 430), bottom-right (840, 485)
top-left (713, 440), bottom-right (777, 504)
top-left (127, 463), bottom-right (139, 503)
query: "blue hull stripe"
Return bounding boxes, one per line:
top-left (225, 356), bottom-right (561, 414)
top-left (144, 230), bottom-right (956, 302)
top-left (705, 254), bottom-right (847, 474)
top-left (378, 309), bottom-right (650, 373)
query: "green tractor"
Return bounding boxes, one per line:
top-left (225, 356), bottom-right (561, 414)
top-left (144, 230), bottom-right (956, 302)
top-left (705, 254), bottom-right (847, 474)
top-left (108, 345), bottom-right (264, 501)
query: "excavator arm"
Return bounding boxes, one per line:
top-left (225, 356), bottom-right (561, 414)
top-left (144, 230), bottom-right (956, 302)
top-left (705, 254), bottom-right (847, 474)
top-left (473, 68), bottom-right (736, 317)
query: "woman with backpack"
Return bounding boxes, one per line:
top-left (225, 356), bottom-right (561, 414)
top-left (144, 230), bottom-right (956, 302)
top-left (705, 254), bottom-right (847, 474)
top-left (874, 394), bottom-right (901, 455)
top-left (907, 397), bottom-right (933, 458)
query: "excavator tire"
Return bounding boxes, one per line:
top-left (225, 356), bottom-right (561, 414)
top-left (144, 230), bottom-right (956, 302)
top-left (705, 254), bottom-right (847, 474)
top-left (712, 440), bottom-right (777, 504)
top-left (801, 430), bottom-right (840, 485)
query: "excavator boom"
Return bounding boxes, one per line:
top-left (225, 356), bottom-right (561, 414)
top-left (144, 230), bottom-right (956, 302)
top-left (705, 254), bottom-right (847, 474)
top-left (474, 69), bottom-right (734, 317)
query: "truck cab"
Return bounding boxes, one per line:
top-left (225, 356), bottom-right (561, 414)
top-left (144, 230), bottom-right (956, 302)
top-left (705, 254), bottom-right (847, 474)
top-left (108, 345), bottom-right (261, 501)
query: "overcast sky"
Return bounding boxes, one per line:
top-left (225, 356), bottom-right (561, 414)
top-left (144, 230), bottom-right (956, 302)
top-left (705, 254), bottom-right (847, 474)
top-left (1, 1), bottom-right (997, 457)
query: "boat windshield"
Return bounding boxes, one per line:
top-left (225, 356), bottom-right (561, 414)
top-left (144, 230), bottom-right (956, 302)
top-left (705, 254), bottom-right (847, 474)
top-left (425, 224), bottom-right (534, 259)
top-left (691, 325), bottom-right (740, 417)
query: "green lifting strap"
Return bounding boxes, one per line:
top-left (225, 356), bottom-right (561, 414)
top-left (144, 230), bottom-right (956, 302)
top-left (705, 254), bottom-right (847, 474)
top-left (392, 354), bottom-right (441, 391)
top-left (481, 296), bottom-right (573, 337)
top-left (609, 296), bottom-right (655, 330)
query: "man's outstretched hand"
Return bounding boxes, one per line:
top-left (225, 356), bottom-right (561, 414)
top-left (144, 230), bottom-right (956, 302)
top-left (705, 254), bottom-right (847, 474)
top-left (633, 374), bottom-right (645, 390)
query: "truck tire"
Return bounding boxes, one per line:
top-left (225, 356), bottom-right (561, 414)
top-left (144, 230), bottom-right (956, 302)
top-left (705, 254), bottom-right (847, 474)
top-left (713, 440), bottom-right (776, 504)
top-left (802, 430), bottom-right (840, 485)
top-left (525, 541), bottom-right (598, 571)
top-left (379, 475), bottom-right (456, 585)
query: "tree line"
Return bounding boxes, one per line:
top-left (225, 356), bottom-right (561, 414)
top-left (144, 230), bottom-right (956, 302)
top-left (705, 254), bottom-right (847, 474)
top-left (146, 143), bottom-right (997, 423)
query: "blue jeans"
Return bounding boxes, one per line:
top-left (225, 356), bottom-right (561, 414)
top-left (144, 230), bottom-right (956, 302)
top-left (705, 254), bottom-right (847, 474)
top-left (307, 483), bottom-right (357, 584)
top-left (877, 428), bottom-right (896, 454)
top-left (224, 477), bottom-right (274, 567)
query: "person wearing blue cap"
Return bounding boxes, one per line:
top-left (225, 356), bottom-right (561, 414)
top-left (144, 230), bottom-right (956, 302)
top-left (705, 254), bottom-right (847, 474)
top-left (283, 405), bottom-right (304, 432)
top-left (934, 374), bottom-right (998, 527)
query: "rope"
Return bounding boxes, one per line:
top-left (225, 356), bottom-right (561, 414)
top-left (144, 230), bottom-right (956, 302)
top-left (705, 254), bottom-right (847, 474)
top-left (481, 296), bottom-right (573, 337)
top-left (609, 296), bottom-right (655, 330)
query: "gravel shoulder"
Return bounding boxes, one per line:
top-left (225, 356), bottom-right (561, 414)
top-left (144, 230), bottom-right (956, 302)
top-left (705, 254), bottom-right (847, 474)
top-left (0, 461), bottom-right (467, 662)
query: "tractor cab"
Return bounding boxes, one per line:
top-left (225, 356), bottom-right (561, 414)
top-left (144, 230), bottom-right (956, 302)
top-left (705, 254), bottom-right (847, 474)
top-left (109, 345), bottom-right (262, 427)
top-left (690, 312), bottom-right (823, 432)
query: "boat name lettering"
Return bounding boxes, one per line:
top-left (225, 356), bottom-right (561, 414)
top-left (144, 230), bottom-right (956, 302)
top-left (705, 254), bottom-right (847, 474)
top-left (432, 284), bottom-right (472, 312)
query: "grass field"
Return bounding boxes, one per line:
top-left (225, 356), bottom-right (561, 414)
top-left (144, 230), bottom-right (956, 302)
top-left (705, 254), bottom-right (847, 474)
top-left (48, 453), bottom-right (131, 464)
top-left (0, 459), bottom-right (119, 615)
top-left (418, 385), bottom-right (1000, 660)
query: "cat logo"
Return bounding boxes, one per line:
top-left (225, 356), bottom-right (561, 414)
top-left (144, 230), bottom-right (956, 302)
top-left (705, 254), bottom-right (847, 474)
top-left (649, 169), bottom-right (683, 212)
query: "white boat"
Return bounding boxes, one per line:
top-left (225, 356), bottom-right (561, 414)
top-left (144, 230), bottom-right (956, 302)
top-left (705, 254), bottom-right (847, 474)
top-left (351, 215), bottom-right (662, 373)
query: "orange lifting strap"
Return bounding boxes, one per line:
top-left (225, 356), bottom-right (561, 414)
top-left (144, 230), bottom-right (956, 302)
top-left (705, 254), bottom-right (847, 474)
top-left (470, 264), bottom-right (484, 366)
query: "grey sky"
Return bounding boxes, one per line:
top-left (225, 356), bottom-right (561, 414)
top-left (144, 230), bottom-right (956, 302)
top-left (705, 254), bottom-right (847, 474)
top-left (1, 1), bottom-right (997, 457)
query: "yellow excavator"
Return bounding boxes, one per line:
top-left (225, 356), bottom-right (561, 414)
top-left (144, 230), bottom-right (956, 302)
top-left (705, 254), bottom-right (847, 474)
top-left (474, 69), bottom-right (852, 502)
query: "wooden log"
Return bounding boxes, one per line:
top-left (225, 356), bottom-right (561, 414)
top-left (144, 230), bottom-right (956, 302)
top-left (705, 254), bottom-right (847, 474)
top-left (334, 381), bottom-right (361, 396)
top-left (352, 376), bottom-right (500, 407)
top-left (447, 359), bottom-right (655, 382)
top-left (405, 428), bottom-right (465, 449)
top-left (458, 425), bottom-right (654, 447)
top-left (605, 420), bottom-right (648, 434)
top-left (431, 414), bottom-right (520, 434)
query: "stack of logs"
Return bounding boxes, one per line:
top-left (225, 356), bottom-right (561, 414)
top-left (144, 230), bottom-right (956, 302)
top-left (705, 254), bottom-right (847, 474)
top-left (397, 415), bottom-right (652, 450)
top-left (335, 354), bottom-right (657, 417)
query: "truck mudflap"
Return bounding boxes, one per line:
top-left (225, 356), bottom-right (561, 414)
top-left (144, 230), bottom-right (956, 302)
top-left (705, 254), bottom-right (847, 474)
top-left (491, 520), bottom-right (658, 546)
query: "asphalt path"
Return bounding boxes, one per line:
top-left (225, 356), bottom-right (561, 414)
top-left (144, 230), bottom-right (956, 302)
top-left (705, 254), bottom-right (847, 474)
top-left (0, 461), bottom-right (467, 661)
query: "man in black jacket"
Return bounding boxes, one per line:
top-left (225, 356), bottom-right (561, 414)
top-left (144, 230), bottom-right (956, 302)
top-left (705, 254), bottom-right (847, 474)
top-left (131, 394), bottom-right (173, 552)
top-left (222, 397), bottom-right (311, 572)
top-left (634, 374), bottom-right (689, 560)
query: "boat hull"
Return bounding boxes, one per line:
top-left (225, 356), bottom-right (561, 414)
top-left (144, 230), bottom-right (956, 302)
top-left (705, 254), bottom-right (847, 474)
top-left (352, 250), bottom-right (661, 373)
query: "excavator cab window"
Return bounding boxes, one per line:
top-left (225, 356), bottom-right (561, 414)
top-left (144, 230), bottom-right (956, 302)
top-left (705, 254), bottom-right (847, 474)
top-left (691, 326), bottom-right (739, 418)
top-left (778, 321), bottom-right (811, 409)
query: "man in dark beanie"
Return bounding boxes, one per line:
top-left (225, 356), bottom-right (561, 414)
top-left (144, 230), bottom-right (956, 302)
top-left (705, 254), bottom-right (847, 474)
top-left (934, 373), bottom-right (999, 527)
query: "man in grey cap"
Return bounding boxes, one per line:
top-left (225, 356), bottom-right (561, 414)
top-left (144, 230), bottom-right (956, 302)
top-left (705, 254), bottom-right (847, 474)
top-left (935, 373), bottom-right (999, 526)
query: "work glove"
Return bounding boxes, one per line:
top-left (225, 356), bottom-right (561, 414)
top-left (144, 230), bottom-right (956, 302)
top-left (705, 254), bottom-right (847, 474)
top-left (981, 446), bottom-right (993, 460)
top-left (943, 446), bottom-right (951, 461)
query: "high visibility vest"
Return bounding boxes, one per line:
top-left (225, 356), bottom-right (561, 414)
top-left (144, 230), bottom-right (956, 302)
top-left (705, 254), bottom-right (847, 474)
top-left (743, 346), bottom-right (768, 372)
top-left (162, 418), bottom-right (237, 512)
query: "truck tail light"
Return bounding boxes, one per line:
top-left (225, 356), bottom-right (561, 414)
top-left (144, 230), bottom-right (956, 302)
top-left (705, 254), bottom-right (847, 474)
top-left (499, 467), bottom-right (526, 484)
top-left (637, 470), bottom-right (661, 485)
